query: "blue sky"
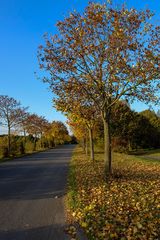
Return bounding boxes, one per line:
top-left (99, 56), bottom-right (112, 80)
top-left (0, 0), bottom-right (159, 130)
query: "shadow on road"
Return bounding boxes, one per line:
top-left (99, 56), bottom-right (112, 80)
top-left (0, 145), bottom-right (75, 201)
top-left (0, 224), bottom-right (69, 240)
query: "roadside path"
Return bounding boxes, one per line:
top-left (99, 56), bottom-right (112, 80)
top-left (0, 145), bottom-right (75, 240)
top-left (137, 155), bottom-right (160, 161)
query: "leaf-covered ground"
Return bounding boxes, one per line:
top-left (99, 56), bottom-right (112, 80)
top-left (67, 147), bottom-right (160, 240)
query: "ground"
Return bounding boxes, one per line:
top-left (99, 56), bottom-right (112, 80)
top-left (0, 145), bottom-right (75, 240)
top-left (68, 147), bottom-right (160, 240)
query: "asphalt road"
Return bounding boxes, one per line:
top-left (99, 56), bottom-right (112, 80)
top-left (0, 145), bottom-right (75, 240)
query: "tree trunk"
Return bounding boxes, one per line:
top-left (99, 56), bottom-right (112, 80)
top-left (24, 129), bottom-right (26, 143)
top-left (33, 140), bottom-right (36, 151)
top-left (128, 139), bottom-right (132, 151)
top-left (85, 137), bottom-right (88, 156)
top-left (82, 137), bottom-right (85, 152)
top-left (53, 137), bottom-right (56, 147)
top-left (103, 117), bottom-right (112, 176)
top-left (8, 126), bottom-right (11, 156)
top-left (33, 134), bottom-right (37, 151)
top-left (88, 127), bottom-right (94, 161)
top-left (40, 132), bottom-right (43, 149)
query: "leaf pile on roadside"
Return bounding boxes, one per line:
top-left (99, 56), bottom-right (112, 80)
top-left (68, 148), bottom-right (160, 240)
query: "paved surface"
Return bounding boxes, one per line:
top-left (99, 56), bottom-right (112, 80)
top-left (0, 145), bottom-right (75, 240)
top-left (138, 155), bottom-right (160, 161)
top-left (145, 155), bottom-right (160, 161)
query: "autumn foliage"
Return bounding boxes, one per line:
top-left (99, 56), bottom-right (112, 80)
top-left (0, 95), bottom-right (70, 158)
top-left (67, 147), bottom-right (160, 239)
top-left (38, 2), bottom-right (160, 175)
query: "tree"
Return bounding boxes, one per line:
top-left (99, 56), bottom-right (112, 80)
top-left (46, 121), bottom-right (69, 146)
top-left (140, 110), bottom-right (160, 130)
top-left (38, 2), bottom-right (160, 176)
top-left (140, 110), bottom-right (160, 147)
top-left (67, 118), bottom-right (88, 153)
top-left (24, 114), bottom-right (49, 150)
top-left (56, 93), bottom-right (98, 160)
top-left (0, 95), bottom-right (28, 155)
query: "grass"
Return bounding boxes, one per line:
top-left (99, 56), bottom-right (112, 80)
top-left (67, 146), bottom-right (160, 240)
top-left (128, 148), bottom-right (160, 156)
top-left (146, 151), bottom-right (160, 158)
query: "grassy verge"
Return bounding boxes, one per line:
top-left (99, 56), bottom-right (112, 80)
top-left (67, 146), bottom-right (160, 240)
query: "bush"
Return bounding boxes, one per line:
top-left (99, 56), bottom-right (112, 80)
top-left (0, 136), bottom-right (8, 158)
top-left (18, 141), bottom-right (25, 154)
top-left (1, 147), bottom-right (9, 158)
top-left (112, 137), bottom-right (128, 153)
top-left (25, 140), bottom-right (34, 153)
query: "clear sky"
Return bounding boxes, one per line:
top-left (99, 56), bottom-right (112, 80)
top-left (0, 0), bottom-right (159, 131)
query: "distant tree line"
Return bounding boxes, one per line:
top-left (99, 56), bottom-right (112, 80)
top-left (0, 95), bottom-right (71, 158)
top-left (111, 103), bottom-right (160, 151)
top-left (68, 101), bottom-right (160, 154)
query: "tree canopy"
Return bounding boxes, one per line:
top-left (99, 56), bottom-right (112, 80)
top-left (39, 2), bottom-right (160, 175)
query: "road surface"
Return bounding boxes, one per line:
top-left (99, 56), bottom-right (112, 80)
top-left (0, 145), bottom-right (75, 240)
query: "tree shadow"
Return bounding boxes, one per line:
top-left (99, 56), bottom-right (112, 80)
top-left (0, 224), bottom-right (69, 240)
top-left (0, 145), bottom-right (75, 201)
top-left (112, 168), bottom-right (159, 181)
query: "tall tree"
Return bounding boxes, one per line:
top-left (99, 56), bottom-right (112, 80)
top-left (67, 118), bottom-right (88, 153)
top-left (46, 121), bottom-right (69, 146)
top-left (0, 95), bottom-right (28, 155)
top-left (25, 114), bottom-right (49, 150)
top-left (38, 2), bottom-right (160, 175)
top-left (56, 93), bottom-right (98, 160)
